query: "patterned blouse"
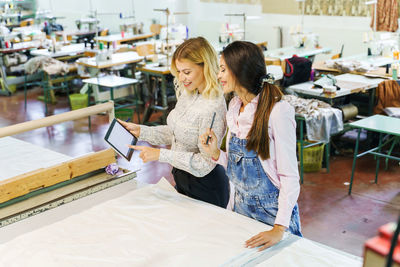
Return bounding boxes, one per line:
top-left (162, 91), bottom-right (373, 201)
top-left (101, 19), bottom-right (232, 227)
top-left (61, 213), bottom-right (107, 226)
top-left (139, 90), bottom-right (227, 177)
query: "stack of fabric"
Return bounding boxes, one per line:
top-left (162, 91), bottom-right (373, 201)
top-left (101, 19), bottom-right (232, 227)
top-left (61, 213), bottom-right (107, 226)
top-left (283, 95), bottom-right (343, 143)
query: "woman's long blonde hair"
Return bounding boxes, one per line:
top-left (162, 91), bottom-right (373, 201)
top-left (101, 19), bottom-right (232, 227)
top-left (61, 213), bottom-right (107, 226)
top-left (170, 37), bottom-right (221, 99)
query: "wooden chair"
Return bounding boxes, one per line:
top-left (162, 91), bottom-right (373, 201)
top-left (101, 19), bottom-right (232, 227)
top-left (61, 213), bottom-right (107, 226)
top-left (20, 19), bottom-right (34, 27)
top-left (257, 41), bottom-right (268, 51)
top-left (136, 44), bottom-right (155, 57)
top-left (331, 44), bottom-right (344, 59)
top-left (100, 28), bottom-right (109, 37)
top-left (150, 24), bottom-right (163, 35)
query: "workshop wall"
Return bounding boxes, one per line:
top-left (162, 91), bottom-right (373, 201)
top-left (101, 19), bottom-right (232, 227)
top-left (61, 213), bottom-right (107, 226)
top-left (37, 0), bottom-right (391, 61)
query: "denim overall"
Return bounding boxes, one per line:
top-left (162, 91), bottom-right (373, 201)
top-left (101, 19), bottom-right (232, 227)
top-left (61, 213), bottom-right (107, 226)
top-left (227, 133), bottom-right (302, 237)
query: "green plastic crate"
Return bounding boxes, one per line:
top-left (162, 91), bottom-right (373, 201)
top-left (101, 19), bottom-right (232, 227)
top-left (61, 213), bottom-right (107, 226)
top-left (69, 93), bottom-right (88, 110)
top-left (298, 141), bottom-right (325, 172)
top-left (115, 108), bottom-right (134, 121)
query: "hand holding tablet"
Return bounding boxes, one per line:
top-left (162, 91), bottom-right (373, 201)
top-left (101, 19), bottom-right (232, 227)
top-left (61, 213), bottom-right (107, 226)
top-left (104, 118), bottom-right (138, 161)
top-left (117, 119), bottom-right (141, 137)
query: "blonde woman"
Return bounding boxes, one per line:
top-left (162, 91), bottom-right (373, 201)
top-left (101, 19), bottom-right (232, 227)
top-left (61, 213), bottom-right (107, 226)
top-left (119, 37), bottom-right (229, 208)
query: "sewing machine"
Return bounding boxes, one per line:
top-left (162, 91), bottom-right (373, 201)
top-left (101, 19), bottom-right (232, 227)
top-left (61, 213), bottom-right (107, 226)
top-left (75, 17), bottom-right (99, 32)
top-left (120, 22), bottom-right (144, 35)
top-left (365, 32), bottom-right (399, 58)
top-left (218, 23), bottom-right (244, 44)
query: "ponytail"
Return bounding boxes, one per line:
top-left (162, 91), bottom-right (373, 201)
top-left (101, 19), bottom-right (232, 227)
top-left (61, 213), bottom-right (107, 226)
top-left (246, 82), bottom-right (283, 160)
top-left (221, 41), bottom-right (283, 159)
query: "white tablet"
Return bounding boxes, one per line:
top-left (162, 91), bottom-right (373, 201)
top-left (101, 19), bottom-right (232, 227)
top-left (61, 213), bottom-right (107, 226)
top-left (104, 118), bottom-right (137, 161)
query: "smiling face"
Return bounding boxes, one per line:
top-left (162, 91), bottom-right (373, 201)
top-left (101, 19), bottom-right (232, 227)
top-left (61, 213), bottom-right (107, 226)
top-left (218, 56), bottom-right (236, 94)
top-left (175, 59), bottom-right (206, 93)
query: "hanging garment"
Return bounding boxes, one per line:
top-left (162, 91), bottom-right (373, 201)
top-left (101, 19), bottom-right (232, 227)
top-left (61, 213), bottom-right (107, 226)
top-left (374, 80), bottom-right (400, 114)
top-left (370, 0), bottom-right (398, 32)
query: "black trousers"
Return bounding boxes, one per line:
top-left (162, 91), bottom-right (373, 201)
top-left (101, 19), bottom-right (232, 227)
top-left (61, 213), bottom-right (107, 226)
top-left (172, 165), bottom-right (230, 208)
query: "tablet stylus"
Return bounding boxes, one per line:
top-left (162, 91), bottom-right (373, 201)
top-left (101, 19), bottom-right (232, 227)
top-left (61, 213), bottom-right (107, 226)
top-left (206, 112), bottom-right (216, 145)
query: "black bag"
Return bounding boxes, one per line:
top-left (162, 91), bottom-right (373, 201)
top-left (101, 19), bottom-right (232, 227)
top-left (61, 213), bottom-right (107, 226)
top-left (282, 55), bottom-right (312, 87)
top-left (44, 23), bottom-right (64, 35)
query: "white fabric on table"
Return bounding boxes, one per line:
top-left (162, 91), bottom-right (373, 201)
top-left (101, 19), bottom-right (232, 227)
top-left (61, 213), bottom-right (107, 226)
top-left (0, 137), bottom-right (71, 180)
top-left (0, 178), bottom-right (362, 267)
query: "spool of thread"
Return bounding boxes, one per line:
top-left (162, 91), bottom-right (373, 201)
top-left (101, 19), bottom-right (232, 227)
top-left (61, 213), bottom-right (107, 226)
top-left (393, 50), bottom-right (399, 60)
top-left (310, 69), bottom-right (315, 81)
top-left (392, 63), bottom-right (399, 79)
top-left (392, 67), bottom-right (397, 80)
top-left (90, 40), bottom-right (94, 50)
top-left (112, 41), bottom-right (117, 50)
top-left (338, 103), bottom-right (358, 121)
top-left (84, 38), bottom-right (88, 48)
top-left (121, 31), bottom-right (125, 38)
top-left (99, 42), bottom-right (104, 50)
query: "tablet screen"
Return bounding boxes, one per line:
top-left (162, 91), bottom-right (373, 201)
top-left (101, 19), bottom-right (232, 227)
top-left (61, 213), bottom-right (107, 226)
top-left (104, 118), bottom-right (137, 161)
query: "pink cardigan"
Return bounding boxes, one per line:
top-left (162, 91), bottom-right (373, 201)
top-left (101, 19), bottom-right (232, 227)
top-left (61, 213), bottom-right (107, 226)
top-left (216, 95), bottom-right (300, 228)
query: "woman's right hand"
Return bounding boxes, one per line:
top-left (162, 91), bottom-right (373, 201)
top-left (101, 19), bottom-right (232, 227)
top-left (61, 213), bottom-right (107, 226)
top-left (200, 129), bottom-right (220, 161)
top-left (117, 119), bottom-right (140, 137)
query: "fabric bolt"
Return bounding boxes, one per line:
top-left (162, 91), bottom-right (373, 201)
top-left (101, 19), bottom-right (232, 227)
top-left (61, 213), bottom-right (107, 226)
top-left (228, 133), bottom-right (302, 236)
top-left (216, 95), bottom-right (300, 228)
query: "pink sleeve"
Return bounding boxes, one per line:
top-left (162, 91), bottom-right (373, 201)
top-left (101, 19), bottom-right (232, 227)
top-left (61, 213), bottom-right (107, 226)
top-left (271, 102), bottom-right (300, 228)
top-left (214, 130), bottom-right (230, 169)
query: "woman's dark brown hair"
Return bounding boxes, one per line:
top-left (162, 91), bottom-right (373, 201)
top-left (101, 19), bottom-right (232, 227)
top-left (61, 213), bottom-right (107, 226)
top-left (222, 41), bottom-right (283, 160)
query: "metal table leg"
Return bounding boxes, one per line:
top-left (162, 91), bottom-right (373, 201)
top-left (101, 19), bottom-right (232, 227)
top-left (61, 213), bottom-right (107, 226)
top-left (374, 132), bottom-right (383, 184)
top-left (349, 128), bottom-right (361, 195)
top-left (325, 141), bottom-right (330, 173)
top-left (160, 75), bottom-right (167, 124)
top-left (299, 120), bottom-right (304, 184)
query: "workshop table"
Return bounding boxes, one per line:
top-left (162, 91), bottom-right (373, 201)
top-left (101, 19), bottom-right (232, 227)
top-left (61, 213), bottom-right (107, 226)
top-left (96, 32), bottom-right (156, 45)
top-left (82, 75), bottom-right (141, 122)
top-left (0, 178), bottom-right (362, 267)
top-left (348, 115), bottom-right (400, 194)
top-left (30, 43), bottom-right (87, 60)
top-left (76, 51), bottom-right (143, 71)
top-left (313, 54), bottom-right (400, 79)
top-left (264, 46), bottom-right (331, 62)
top-left (137, 63), bottom-right (171, 125)
top-left (54, 29), bottom-right (103, 43)
top-left (296, 115), bottom-right (330, 184)
top-left (77, 51), bottom-right (143, 104)
top-left (287, 73), bottom-right (384, 116)
top-left (0, 40), bottom-right (43, 95)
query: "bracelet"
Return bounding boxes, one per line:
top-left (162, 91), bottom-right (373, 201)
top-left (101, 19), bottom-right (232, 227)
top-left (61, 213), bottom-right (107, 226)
top-left (211, 156), bottom-right (218, 161)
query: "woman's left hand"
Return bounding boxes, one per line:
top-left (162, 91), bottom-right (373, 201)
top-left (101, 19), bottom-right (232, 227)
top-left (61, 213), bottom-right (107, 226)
top-left (129, 145), bottom-right (160, 163)
top-left (245, 224), bottom-right (286, 251)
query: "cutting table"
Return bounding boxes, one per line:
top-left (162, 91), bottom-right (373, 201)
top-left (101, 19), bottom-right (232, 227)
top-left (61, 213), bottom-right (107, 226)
top-left (0, 103), bottom-right (362, 266)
